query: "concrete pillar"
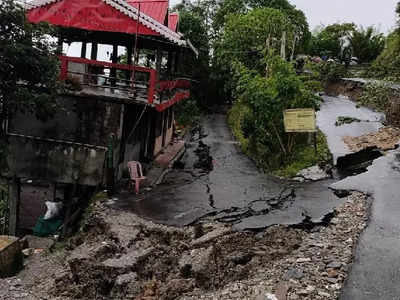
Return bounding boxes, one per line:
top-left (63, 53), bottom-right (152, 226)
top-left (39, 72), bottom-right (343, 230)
top-left (8, 177), bottom-right (20, 236)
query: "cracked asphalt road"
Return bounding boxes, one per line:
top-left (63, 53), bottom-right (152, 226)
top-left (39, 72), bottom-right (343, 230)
top-left (111, 114), bottom-right (345, 230)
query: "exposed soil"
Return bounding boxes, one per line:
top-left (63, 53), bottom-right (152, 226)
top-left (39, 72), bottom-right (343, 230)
top-left (0, 191), bottom-right (369, 300)
top-left (343, 126), bottom-right (400, 152)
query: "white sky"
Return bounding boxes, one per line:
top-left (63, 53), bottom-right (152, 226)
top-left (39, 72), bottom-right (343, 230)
top-left (170, 0), bottom-right (399, 34)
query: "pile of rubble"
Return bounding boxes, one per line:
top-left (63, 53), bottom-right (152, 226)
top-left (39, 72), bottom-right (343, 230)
top-left (343, 126), bottom-right (400, 152)
top-left (0, 190), bottom-right (367, 300)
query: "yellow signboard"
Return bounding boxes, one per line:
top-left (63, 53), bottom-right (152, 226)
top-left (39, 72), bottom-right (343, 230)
top-left (284, 109), bottom-right (316, 132)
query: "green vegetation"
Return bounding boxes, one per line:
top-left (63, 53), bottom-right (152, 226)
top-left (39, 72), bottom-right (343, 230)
top-left (365, 2), bottom-right (400, 80)
top-left (308, 23), bottom-right (356, 59)
top-left (335, 116), bottom-right (362, 126)
top-left (366, 33), bottom-right (400, 80)
top-left (358, 82), bottom-right (396, 112)
top-left (350, 26), bottom-right (385, 63)
top-left (308, 23), bottom-right (384, 64)
top-left (0, 0), bottom-right (60, 172)
top-left (174, 98), bottom-right (202, 127)
top-left (273, 131), bottom-right (331, 178)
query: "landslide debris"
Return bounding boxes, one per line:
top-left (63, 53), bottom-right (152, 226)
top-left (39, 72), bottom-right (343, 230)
top-left (343, 126), bottom-right (400, 152)
top-left (0, 191), bottom-right (369, 300)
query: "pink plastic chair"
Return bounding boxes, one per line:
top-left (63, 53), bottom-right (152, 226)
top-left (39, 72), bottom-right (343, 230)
top-left (127, 161), bottom-right (146, 194)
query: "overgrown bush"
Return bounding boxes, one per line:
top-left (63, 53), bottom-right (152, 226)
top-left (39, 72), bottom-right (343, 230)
top-left (317, 62), bottom-right (348, 83)
top-left (366, 33), bottom-right (400, 80)
top-left (230, 56), bottom-right (321, 171)
top-left (174, 98), bottom-right (201, 127)
top-left (358, 82), bottom-right (394, 112)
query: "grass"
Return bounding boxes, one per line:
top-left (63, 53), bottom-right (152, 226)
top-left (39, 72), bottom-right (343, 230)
top-left (273, 130), bottom-right (331, 178)
top-left (335, 116), bottom-right (362, 126)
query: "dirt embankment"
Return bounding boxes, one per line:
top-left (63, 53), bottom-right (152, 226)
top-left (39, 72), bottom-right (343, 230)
top-left (325, 79), bottom-right (400, 127)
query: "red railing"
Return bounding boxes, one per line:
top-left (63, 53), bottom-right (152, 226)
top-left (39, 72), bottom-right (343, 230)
top-left (59, 56), bottom-right (157, 104)
top-left (59, 56), bottom-right (191, 110)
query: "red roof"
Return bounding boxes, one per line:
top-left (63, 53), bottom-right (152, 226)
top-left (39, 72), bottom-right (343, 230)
top-left (168, 13), bottom-right (179, 32)
top-left (26, 0), bottom-right (186, 46)
top-left (126, 0), bottom-right (168, 25)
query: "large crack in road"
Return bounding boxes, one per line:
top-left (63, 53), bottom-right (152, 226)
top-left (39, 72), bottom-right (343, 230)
top-left (111, 114), bottom-right (346, 230)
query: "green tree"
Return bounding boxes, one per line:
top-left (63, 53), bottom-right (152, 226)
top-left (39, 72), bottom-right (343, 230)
top-left (0, 0), bottom-right (59, 167)
top-left (213, 0), bottom-right (309, 52)
top-left (308, 23), bottom-right (356, 58)
top-left (350, 26), bottom-right (385, 63)
top-left (172, 1), bottom-right (212, 108)
top-left (232, 56), bottom-right (320, 167)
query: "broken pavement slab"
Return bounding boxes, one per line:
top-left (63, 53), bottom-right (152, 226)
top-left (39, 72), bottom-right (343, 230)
top-left (317, 95), bottom-right (384, 165)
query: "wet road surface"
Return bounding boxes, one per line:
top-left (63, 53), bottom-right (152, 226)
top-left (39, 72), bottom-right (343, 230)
top-left (111, 114), bottom-right (344, 230)
top-left (317, 95), bottom-right (384, 164)
top-left (332, 149), bottom-right (400, 300)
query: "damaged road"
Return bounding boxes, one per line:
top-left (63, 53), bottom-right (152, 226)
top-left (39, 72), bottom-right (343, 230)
top-left (332, 149), bottom-right (400, 300)
top-left (111, 114), bottom-right (345, 231)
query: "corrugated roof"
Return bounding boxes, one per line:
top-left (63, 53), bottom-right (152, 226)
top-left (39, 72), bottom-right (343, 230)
top-left (168, 13), bottom-right (179, 32)
top-left (26, 0), bottom-right (186, 46)
top-left (126, 0), bottom-right (168, 25)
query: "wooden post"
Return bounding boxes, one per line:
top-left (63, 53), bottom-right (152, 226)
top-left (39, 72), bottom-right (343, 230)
top-left (81, 42), bottom-right (87, 59)
top-left (91, 43), bottom-right (98, 60)
top-left (314, 131), bottom-right (318, 156)
top-left (62, 184), bottom-right (74, 237)
top-left (110, 44), bottom-right (118, 87)
top-left (8, 177), bottom-right (20, 236)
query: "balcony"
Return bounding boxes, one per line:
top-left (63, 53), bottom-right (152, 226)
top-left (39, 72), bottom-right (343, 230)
top-left (59, 56), bottom-right (191, 111)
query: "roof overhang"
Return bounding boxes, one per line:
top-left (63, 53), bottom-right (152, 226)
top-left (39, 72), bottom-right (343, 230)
top-left (26, 0), bottom-right (186, 46)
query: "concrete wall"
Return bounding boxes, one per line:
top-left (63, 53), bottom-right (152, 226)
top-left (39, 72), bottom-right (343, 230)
top-left (5, 136), bottom-right (106, 186)
top-left (5, 95), bottom-right (124, 186)
top-left (9, 95), bottom-right (122, 147)
top-left (153, 108), bottom-right (174, 157)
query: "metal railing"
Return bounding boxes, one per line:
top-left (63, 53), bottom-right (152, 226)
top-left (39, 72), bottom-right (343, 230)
top-left (59, 56), bottom-right (192, 110)
top-left (59, 56), bottom-right (157, 104)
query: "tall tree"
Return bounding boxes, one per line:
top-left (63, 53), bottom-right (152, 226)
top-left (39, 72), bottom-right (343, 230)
top-left (308, 23), bottom-right (356, 58)
top-left (350, 26), bottom-right (385, 63)
top-left (0, 0), bottom-right (59, 167)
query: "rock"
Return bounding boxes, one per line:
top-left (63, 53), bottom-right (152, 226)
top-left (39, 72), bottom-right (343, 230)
top-left (110, 272), bottom-right (140, 298)
top-left (283, 268), bottom-right (304, 280)
top-left (160, 279), bottom-right (196, 299)
top-left (318, 291), bottom-right (331, 297)
top-left (275, 282), bottom-right (290, 300)
top-left (326, 277), bottom-right (338, 284)
top-left (102, 247), bottom-right (154, 269)
top-left (296, 166), bottom-right (329, 181)
top-left (227, 251), bottom-right (253, 265)
top-left (296, 258), bottom-right (311, 263)
top-left (22, 248), bottom-right (34, 257)
top-left (179, 246), bottom-right (215, 277)
top-left (327, 269), bottom-right (339, 278)
top-left (326, 261), bottom-right (342, 269)
top-left (191, 227), bottom-right (231, 246)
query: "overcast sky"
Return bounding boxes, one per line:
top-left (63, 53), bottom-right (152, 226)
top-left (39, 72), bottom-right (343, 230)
top-left (170, 0), bottom-right (399, 34)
